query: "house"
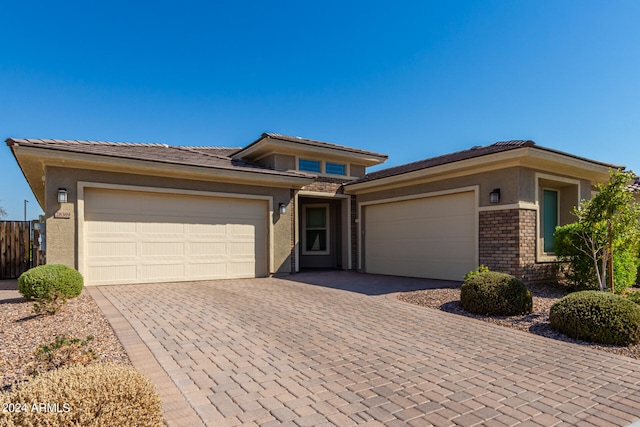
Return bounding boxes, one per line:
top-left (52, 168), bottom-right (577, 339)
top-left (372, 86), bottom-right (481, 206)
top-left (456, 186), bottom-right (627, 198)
top-left (631, 177), bottom-right (640, 203)
top-left (6, 133), bottom-right (620, 286)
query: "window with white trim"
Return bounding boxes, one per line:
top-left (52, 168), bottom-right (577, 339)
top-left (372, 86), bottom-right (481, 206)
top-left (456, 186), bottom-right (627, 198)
top-left (302, 204), bottom-right (329, 255)
top-left (542, 189), bottom-right (559, 253)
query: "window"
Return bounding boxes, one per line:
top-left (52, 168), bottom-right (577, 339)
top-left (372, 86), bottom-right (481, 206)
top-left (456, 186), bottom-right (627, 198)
top-left (326, 162), bottom-right (346, 175)
top-left (302, 205), bottom-right (329, 255)
top-left (542, 189), bottom-right (558, 253)
top-left (298, 159), bottom-right (321, 173)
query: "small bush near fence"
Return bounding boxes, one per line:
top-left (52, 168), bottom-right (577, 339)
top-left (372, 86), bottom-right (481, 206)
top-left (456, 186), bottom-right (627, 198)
top-left (460, 271), bottom-right (533, 316)
top-left (550, 291), bottom-right (640, 346)
top-left (18, 264), bottom-right (83, 315)
top-left (0, 363), bottom-right (163, 427)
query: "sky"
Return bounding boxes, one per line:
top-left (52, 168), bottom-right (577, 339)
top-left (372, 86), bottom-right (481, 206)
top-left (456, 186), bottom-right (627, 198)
top-left (1, 0), bottom-right (639, 220)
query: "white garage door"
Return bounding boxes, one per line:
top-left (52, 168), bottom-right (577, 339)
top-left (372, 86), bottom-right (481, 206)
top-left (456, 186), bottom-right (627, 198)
top-left (82, 188), bottom-right (268, 285)
top-left (364, 191), bottom-right (476, 281)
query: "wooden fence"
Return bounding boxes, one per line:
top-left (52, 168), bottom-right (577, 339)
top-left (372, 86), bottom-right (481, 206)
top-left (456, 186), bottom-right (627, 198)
top-left (0, 221), bottom-right (33, 279)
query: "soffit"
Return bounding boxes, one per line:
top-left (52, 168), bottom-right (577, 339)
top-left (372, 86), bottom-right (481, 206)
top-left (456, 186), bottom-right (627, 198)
top-left (234, 134), bottom-right (388, 167)
top-left (9, 144), bottom-right (314, 209)
top-left (345, 147), bottom-right (616, 194)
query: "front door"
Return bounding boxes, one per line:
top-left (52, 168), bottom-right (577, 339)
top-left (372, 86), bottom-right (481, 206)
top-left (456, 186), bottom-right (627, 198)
top-left (299, 198), bottom-right (342, 269)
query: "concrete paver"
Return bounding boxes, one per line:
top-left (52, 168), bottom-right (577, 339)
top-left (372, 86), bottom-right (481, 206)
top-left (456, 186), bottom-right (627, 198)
top-left (88, 271), bottom-right (640, 426)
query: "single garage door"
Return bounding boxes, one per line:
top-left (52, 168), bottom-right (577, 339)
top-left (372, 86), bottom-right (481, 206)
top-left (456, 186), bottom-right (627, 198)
top-left (364, 191), bottom-right (476, 281)
top-left (82, 188), bottom-right (268, 285)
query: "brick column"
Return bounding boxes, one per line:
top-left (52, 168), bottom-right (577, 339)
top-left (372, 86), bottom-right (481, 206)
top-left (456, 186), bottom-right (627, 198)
top-left (479, 209), bottom-right (558, 281)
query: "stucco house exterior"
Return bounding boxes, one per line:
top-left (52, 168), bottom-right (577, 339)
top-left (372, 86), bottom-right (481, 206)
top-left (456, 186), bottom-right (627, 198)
top-left (7, 133), bottom-right (621, 286)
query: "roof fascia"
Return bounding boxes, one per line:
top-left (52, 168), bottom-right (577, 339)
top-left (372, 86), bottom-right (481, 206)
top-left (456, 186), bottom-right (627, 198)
top-left (234, 136), bottom-right (387, 166)
top-left (345, 147), bottom-right (616, 194)
top-left (12, 145), bottom-right (313, 190)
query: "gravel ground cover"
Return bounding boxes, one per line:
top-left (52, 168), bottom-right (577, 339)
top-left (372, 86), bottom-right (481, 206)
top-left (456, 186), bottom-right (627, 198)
top-left (398, 282), bottom-right (640, 360)
top-left (1, 281), bottom-right (130, 390)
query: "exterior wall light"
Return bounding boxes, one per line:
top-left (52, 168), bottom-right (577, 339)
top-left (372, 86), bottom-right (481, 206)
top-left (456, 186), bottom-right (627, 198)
top-left (489, 188), bottom-right (500, 204)
top-left (57, 188), bottom-right (68, 203)
top-left (279, 202), bottom-right (287, 215)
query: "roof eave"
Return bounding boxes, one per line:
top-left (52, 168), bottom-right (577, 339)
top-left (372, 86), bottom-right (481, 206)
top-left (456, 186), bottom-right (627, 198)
top-left (233, 134), bottom-right (388, 166)
top-left (345, 147), bottom-right (619, 194)
top-left (11, 144), bottom-right (314, 198)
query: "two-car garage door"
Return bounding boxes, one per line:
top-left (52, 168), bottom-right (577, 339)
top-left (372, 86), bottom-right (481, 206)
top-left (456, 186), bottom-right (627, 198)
top-left (364, 191), bottom-right (477, 281)
top-left (82, 188), bottom-right (267, 286)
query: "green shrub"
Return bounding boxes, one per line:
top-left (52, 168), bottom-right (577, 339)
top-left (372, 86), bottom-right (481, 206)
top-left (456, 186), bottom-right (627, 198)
top-left (624, 289), bottom-right (640, 305)
top-left (613, 249), bottom-right (640, 293)
top-left (460, 272), bottom-right (533, 316)
top-left (555, 221), bottom-right (640, 293)
top-left (0, 364), bottom-right (163, 427)
top-left (463, 264), bottom-right (490, 281)
top-left (550, 291), bottom-right (640, 345)
top-left (18, 264), bottom-right (84, 314)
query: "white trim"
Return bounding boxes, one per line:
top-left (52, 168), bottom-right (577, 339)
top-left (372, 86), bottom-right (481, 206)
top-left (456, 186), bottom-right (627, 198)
top-left (358, 186), bottom-right (479, 207)
top-left (478, 202), bottom-right (538, 212)
top-left (358, 185), bottom-right (480, 272)
top-left (541, 188), bottom-right (559, 255)
top-left (294, 191), bottom-right (300, 273)
top-left (76, 181), bottom-right (274, 281)
top-left (346, 196), bottom-right (352, 270)
top-left (301, 203), bottom-right (330, 256)
top-left (295, 191), bottom-right (351, 269)
top-left (534, 172), bottom-right (581, 263)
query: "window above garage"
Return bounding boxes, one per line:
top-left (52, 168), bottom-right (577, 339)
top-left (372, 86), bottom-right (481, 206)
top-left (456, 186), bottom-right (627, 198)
top-left (298, 158), bottom-right (348, 176)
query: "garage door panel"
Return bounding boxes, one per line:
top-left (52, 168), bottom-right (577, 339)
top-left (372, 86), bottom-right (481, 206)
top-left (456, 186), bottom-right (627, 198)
top-left (88, 241), bottom-right (137, 258)
top-left (365, 192), bottom-right (476, 281)
top-left (140, 263), bottom-right (185, 281)
top-left (88, 265), bottom-right (137, 285)
top-left (83, 188), bottom-right (268, 285)
top-left (140, 241), bottom-right (185, 257)
top-left (188, 242), bottom-right (226, 257)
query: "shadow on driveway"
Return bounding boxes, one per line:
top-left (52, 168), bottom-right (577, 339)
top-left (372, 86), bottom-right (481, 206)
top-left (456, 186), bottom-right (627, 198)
top-left (280, 270), bottom-right (461, 296)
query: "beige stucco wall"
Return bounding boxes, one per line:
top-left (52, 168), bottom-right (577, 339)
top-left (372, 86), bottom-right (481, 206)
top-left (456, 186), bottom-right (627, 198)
top-left (256, 154), bottom-right (296, 171)
top-left (44, 167), bottom-right (294, 275)
top-left (355, 166), bottom-right (593, 209)
top-left (349, 164), bottom-right (366, 178)
top-left (355, 167), bottom-right (520, 206)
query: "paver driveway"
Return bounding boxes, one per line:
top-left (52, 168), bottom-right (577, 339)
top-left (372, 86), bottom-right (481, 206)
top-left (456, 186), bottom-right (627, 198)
top-left (89, 271), bottom-right (640, 427)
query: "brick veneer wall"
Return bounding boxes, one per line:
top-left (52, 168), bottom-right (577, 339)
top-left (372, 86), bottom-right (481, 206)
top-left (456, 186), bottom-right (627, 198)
top-left (479, 209), bottom-right (559, 282)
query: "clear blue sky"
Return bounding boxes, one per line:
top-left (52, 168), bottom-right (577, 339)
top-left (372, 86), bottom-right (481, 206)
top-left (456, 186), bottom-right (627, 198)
top-left (1, 1), bottom-right (639, 220)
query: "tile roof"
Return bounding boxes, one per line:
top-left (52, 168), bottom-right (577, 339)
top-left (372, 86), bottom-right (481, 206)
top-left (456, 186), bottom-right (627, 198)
top-left (180, 146), bottom-right (242, 157)
top-left (346, 140), bottom-right (619, 185)
top-left (242, 132), bottom-right (388, 159)
top-left (5, 138), bottom-right (311, 178)
top-left (630, 177), bottom-right (640, 192)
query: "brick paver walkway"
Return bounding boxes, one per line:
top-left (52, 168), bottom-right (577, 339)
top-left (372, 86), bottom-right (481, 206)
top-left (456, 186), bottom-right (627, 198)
top-left (89, 272), bottom-right (640, 427)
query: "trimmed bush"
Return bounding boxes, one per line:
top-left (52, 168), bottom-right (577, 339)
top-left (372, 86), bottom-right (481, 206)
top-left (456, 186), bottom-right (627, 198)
top-left (463, 264), bottom-right (490, 281)
top-left (550, 291), bottom-right (640, 345)
top-left (18, 264), bottom-right (83, 314)
top-left (460, 272), bottom-right (533, 316)
top-left (0, 364), bottom-right (163, 427)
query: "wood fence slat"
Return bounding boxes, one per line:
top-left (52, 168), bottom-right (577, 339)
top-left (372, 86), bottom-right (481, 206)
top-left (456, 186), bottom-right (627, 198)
top-left (0, 221), bottom-right (33, 279)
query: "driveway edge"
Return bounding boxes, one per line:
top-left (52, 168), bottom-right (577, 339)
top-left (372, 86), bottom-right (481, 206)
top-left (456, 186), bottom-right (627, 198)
top-left (87, 287), bottom-right (204, 427)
